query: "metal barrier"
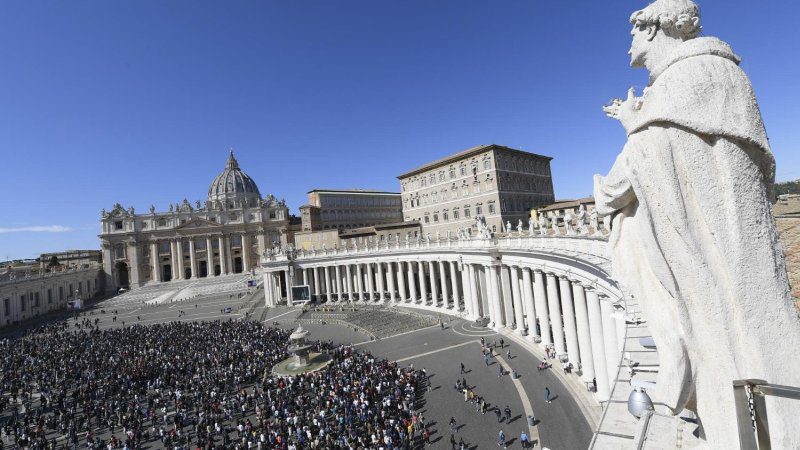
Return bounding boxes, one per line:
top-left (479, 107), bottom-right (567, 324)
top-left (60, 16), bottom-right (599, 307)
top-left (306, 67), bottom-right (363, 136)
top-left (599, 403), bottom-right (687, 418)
top-left (733, 379), bottom-right (800, 449)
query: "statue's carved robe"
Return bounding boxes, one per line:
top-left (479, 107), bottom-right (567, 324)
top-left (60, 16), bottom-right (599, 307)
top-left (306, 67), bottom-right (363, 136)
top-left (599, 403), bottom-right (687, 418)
top-left (595, 37), bottom-right (800, 448)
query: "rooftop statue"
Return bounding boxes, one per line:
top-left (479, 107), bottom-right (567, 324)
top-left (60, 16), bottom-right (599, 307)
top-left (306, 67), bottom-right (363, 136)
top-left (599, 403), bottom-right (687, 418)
top-left (594, 1), bottom-right (800, 447)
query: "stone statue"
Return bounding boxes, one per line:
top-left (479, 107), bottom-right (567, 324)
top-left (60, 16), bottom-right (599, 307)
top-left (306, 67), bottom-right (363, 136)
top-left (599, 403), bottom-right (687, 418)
top-left (517, 219), bottom-right (524, 235)
top-left (528, 219), bottom-right (535, 236)
top-left (149, 205), bottom-right (155, 214)
top-left (195, 200), bottom-right (201, 210)
top-left (564, 210), bottom-right (575, 235)
top-left (436, 231), bottom-right (441, 241)
top-left (589, 208), bottom-right (601, 236)
top-left (594, 1), bottom-right (800, 447)
top-left (128, 206), bottom-right (135, 215)
top-left (505, 221), bottom-right (512, 235)
top-left (550, 212), bottom-right (560, 235)
top-left (101, 208), bottom-right (107, 218)
top-left (575, 204), bottom-right (587, 234)
top-left (169, 204), bottom-right (174, 213)
top-left (538, 213), bottom-right (548, 236)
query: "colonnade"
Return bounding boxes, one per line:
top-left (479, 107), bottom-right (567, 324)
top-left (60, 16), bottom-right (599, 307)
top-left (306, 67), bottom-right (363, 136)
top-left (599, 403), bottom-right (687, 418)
top-left (148, 234), bottom-right (252, 282)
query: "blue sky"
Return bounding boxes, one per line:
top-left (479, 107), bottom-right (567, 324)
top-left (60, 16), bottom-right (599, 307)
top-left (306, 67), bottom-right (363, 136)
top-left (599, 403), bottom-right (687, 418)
top-left (1, 1), bottom-right (797, 260)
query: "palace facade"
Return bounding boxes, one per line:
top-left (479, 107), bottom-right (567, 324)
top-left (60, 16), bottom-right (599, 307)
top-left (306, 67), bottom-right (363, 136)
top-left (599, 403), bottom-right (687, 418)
top-left (99, 152), bottom-right (289, 292)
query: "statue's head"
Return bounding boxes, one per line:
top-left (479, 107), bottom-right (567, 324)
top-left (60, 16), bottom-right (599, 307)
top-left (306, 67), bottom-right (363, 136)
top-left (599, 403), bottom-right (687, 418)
top-left (629, 0), bottom-right (701, 68)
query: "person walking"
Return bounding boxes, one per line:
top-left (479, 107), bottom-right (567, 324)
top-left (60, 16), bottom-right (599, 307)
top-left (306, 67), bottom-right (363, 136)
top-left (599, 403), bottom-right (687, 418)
top-left (495, 407), bottom-right (502, 423)
top-left (498, 365), bottom-right (504, 378)
top-left (450, 417), bottom-right (457, 434)
top-left (498, 429), bottom-right (507, 448)
top-left (521, 431), bottom-right (530, 449)
top-left (504, 405), bottom-right (511, 422)
top-left (460, 362), bottom-right (465, 374)
top-left (545, 387), bottom-right (552, 404)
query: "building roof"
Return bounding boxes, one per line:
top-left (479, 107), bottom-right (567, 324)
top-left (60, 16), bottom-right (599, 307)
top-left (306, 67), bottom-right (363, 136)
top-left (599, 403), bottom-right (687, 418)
top-left (539, 197), bottom-right (595, 212)
top-left (207, 150), bottom-right (261, 203)
top-left (397, 144), bottom-right (553, 179)
top-left (307, 189), bottom-right (400, 195)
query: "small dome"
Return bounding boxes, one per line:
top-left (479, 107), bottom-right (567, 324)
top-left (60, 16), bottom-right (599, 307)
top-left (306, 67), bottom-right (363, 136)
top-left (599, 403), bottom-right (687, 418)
top-left (207, 150), bottom-right (261, 206)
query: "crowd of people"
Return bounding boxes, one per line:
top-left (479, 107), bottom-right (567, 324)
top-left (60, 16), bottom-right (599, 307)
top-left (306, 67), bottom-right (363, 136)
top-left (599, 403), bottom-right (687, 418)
top-left (0, 317), bottom-right (427, 449)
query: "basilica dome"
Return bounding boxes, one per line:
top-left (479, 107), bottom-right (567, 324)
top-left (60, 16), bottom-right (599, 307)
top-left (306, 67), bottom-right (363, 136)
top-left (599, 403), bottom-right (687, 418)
top-left (207, 151), bottom-right (262, 206)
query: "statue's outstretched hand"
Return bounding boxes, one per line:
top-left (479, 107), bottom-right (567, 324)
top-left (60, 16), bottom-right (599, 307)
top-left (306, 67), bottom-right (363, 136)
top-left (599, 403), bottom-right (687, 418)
top-left (603, 87), bottom-right (642, 133)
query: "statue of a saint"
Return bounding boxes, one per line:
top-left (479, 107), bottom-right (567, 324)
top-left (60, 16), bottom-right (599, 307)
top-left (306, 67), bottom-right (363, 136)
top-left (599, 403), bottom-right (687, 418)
top-left (538, 213), bottom-right (548, 236)
top-left (563, 210), bottom-right (574, 235)
top-left (517, 219), bottom-right (524, 235)
top-left (589, 208), bottom-right (601, 236)
top-left (550, 213), bottom-right (560, 235)
top-left (594, 1), bottom-right (800, 446)
top-left (575, 204), bottom-right (587, 234)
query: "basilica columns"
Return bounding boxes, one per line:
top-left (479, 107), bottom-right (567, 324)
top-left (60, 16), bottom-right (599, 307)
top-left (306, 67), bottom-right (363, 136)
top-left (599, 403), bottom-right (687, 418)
top-left (451, 261), bottom-right (461, 310)
top-left (572, 282), bottom-right (595, 383)
top-left (559, 275), bottom-right (580, 366)
top-left (586, 288), bottom-right (611, 401)
top-left (206, 237), bottom-right (215, 277)
top-left (522, 268), bottom-right (535, 336)
top-left (218, 236), bottom-right (227, 275)
top-left (241, 234), bottom-right (250, 273)
top-left (407, 262), bottom-right (417, 303)
top-left (546, 273), bottom-right (566, 356)
top-left (533, 270), bottom-right (552, 346)
top-left (437, 260), bottom-right (449, 307)
top-left (510, 266), bottom-right (525, 333)
top-left (189, 239), bottom-right (197, 279)
top-left (150, 242), bottom-right (161, 282)
top-left (396, 261), bottom-right (406, 302)
top-left (418, 261), bottom-right (428, 305)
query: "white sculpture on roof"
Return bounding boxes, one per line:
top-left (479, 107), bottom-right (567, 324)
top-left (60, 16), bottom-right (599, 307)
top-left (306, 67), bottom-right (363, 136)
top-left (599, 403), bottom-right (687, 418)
top-left (594, 1), bottom-right (800, 447)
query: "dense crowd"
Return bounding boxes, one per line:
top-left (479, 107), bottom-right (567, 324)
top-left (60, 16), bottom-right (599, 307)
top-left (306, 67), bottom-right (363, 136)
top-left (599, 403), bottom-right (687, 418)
top-left (0, 318), bottom-right (426, 449)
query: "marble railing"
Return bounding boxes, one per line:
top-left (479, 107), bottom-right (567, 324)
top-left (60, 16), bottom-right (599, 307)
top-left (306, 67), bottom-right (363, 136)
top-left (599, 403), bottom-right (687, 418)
top-left (0, 263), bottom-right (102, 287)
top-left (262, 234), bottom-right (610, 267)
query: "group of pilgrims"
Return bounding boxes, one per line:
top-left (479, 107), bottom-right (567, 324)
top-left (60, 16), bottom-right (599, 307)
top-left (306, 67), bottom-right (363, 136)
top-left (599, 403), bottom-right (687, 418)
top-left (0, 316), bottom-right (428, 449)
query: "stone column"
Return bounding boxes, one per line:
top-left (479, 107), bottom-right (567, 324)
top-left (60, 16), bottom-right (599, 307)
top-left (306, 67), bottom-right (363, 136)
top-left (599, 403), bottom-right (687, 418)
top-left (458, 264), bottom-right (471, 314)
top-left (313, 267), bottom-right (321, 299)
top-left (241, 234), bottom-right (250, 272)
top-left (468, 264), bottom-right (479, 316)
top-left (218, 236), bottom-right (227, 275)
top-left (346, 264), bottom-right (354, 302)
top-left (395, 261), bottom-right (405, 302)
top-left (355, 264), bottom-right (364, 301)
top-left (376, 262), bottom-right (384, 301)
top-left (177, 240), bottom-right (186, 280)
top-left (387, 262), bottom-right (396, 302)
top-left (283, 269), bottom-right (293, 303)
top-left (264, 272), bottom-right (275, 307)
top-left (488, 265), bottom-right (504, 328)
top-left (559, 276), bottom-right (580, 366)
top-left (428, 261), bottom-right (439, 306)
top-left (586, 288), bottom-right (610, 400)
top-left (572, 282), bottom-right (595, 382)
top-left (127, 242), bottom-right (141, 287)
top-left (600, 297), bottom-right (621, 388)
top-left (204, 237), bottom-right (214, 277)
top-left (150, 241), bottom-right (161, 282)
top-left (500, 266), bottom-right (515, 326)
top-left (169, 240), bottom-right (178, 281)
top-left (438, 260), bottom-right (449, 308)
top-left (302, 268), bottom-right (309, 289)
top-left (407, 261), bottom-right (417, 303)
top-left (189, 239), bottom-right (197, 279)
top-left (224, 235), bottom-right (233, 274)
top-left (522, 268), bottom-right (535, 336)
top-left (335, 265), bottom-right (342, 301)
top-left (533, 270), bottom-right (552, 346)
top-left (324, 266), bottom-right (331, 301)
top-left (546, 273), bottom-right (565, 356)
top-left (510, 266), bottom-right (525, 334)
top-left (450, 261), bottom-right (460, 310)
top-left (418, 261), bottom-right (428, 305)
top-left (367, 263), bottom-right (375, 301)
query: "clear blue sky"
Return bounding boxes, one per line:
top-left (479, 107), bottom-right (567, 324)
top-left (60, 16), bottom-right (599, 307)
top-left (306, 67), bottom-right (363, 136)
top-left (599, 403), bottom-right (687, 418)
top-left (1, 1), bottom-right (797, 260)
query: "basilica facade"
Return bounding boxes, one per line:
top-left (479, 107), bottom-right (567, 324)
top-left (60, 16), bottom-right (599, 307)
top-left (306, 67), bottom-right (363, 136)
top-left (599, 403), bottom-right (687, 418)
top-left (99, 152), bottom-right (289, 292)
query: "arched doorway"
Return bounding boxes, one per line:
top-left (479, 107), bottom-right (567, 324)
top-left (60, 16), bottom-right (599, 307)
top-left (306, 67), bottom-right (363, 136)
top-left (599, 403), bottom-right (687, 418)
top-left (233, 257), bottom-right (243, 274)
top-left (115, 261), bottom-right (130, 288)
top-left (199, 261), bottom-right (208, 278)
top-left (184, 267), bottom-right (192, 279)
top-left (162, 264), bottom-right (172, 282)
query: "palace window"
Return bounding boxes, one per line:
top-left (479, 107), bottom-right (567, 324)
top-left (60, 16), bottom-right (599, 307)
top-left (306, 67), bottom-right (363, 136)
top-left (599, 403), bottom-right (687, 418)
top-left (488, 203), bottom-right (496, 214)
top-left (439, 172), bottom-right (445, 182)
top-left (443, 211), bottom-right (449, 221)
top-left (460, 165), bottom-right (467, 176)
top-left (464, 207), bottom-right (471, 218)
top-left (158, 218), bottom-right (167, 226)
top-left (449, 167), bottom-right (456, 179)
top-left (476, 205), bottom-right (483, 215)
top-left (47, 289), bottom-right (52, 304)
top-left (114, 245), bottom-right (125, 259)
top-left (430, 174), bottom-right (436, 184)
top-left (424, 215), bottom-right (430, 224)
top-left (433, 213), bottom-right (439, 223)
top-left (484, 159), bottom-right (491, 170)
top-left (114, 221), bottom-right (123, 230)
top-left (20, 295), bottom-right (26, 312)
top-left (453, 209), bottom-right (460, 220)
top-left (58, 287), bottom-right (63, 301)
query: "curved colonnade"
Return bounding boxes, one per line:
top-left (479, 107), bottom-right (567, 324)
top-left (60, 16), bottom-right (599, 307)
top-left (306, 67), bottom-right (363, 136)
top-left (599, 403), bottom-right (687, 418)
top-left (261, 235), bottom-right (636, 409)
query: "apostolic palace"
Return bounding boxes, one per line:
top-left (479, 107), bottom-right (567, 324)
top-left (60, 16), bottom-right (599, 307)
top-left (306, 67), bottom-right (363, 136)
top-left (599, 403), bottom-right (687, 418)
top-left (98, 152), bottom-right (289, 291)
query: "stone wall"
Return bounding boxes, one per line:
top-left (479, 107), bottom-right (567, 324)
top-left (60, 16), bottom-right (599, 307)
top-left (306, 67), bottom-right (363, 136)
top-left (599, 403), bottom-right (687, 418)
top-left (777, 217), bottom-right (800, 310)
